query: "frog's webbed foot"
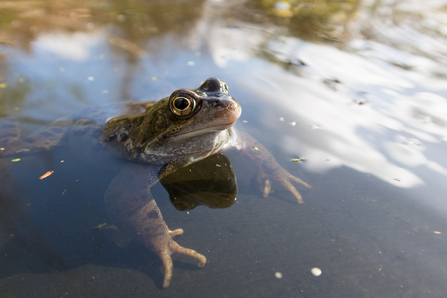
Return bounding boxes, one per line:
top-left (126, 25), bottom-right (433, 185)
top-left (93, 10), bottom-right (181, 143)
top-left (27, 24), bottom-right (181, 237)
top-left (233, 130), bottom-right (311, 204)
top-left (257, 168), bottom-right (311, 204)
top-left (159, 229), bottom-right (207, 288)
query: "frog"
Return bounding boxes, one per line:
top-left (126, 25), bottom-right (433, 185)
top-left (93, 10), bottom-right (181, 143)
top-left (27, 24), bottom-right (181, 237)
top-left (0, 77), bottom-right (310, 288)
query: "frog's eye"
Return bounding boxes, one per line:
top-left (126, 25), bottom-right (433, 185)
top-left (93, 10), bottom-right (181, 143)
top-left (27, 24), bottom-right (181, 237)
top-left (171, 95), bottom-right (196, 116)
top-left (220, 81), bottom-right (229, 94)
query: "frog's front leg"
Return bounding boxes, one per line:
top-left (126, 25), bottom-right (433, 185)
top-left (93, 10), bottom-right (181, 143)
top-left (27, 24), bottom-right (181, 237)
top-left (104, 163), bottom-right (206, 288)
top-left (232, 129), bottom-right (311, 204)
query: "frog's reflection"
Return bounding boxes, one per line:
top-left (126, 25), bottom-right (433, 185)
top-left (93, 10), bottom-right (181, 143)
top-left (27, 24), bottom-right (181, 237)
top-left (160, 154), bottom-right (237, 211)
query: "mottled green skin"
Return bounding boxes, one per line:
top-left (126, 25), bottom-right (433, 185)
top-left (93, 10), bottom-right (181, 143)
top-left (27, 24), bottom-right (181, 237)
top-left (101, 78), bottom-right (239, 166)
top-left (0, 77), bottom-right (310, 288)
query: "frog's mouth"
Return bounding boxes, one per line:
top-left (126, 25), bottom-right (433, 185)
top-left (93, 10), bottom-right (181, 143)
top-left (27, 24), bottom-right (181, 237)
top-left (169, 121), bottom-right (236, 142)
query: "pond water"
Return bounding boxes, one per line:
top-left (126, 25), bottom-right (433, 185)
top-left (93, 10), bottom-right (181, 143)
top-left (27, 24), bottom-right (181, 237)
top-left (1, 0), bottom-right (447, 297)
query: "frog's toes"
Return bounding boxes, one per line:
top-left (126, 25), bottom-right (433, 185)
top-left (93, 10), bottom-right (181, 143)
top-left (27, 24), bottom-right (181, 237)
top-left (287, 174), bottom-right (311, 189)
top-left (269, 169), bottom-right (311, 204)
top-left (279, 172), bottom-right (311, 204)
top-left (169, 240), bottom-right (207, 268)
top-left (280, 179), bottom-right (305, 204)
top-left (262, 180), bottom-right (272, 199)
top-left (159, 236), bottom-right (206, 288)
top-left (168, 228), bottom-right (183, 238)
top-left (254, 170), bottom-right (270, 195)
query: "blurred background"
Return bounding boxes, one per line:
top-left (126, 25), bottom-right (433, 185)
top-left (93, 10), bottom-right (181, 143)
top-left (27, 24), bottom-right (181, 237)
top-left (1, 0), bottom-right (447, 297)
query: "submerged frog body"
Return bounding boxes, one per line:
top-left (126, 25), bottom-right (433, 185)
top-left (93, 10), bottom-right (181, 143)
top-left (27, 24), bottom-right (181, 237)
top-left (0, 77), bottom-right (310, 288)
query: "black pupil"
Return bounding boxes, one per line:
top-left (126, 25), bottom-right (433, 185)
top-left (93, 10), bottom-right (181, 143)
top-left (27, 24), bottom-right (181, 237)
top-left (174, 97), bottom-right (190, 110)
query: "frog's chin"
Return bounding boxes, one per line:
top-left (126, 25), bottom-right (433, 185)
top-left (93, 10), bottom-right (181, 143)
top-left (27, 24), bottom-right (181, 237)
top-left (169, 123), bottom-right (234, 142)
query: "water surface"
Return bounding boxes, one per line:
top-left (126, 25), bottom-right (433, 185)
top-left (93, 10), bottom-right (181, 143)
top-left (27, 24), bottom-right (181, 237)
top-left (1, 0), bottom-right (447, 297)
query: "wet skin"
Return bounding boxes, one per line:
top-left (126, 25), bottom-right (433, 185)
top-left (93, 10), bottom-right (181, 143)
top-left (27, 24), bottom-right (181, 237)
top-left (0, 77), bottom-right (310, 288)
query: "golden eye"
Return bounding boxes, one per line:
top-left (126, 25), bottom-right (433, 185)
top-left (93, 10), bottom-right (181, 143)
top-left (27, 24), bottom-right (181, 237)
top-left (171, 96), bottom-right (195, 116)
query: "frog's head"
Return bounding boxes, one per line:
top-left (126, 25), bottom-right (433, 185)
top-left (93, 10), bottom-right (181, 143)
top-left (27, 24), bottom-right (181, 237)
top-left (102, 77), bottom-right (241, 164)
top-left (165, 77), bottom-right (241, 142)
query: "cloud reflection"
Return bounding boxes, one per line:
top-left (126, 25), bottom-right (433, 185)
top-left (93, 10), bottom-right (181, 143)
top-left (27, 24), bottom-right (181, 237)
top-left (244, 37), bottom-right (447, 188)
top-left (33, 32), bottom-right (102, 61)
top-left (191, 1), bottom-right (447, 188)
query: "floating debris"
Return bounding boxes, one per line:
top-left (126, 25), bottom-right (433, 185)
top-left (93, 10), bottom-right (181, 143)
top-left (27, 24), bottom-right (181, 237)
top-left (187, 61), bottom-right (195, 66)
top-left (0, 83), bottom-right (7, 89)
top-left (312, 124), bottom-right (321, 130)
top-left (279, 117), bottom-right (284, 122)
top-left (434, 231), bottom-right (442, 234)
top-left (323, 78), bottom-right (341, 90)
top-left (292, 158), bottom-right (305, 162)
top-left (274, 271), bottom-right (283, 279)
top-left (88, 76), bottom-right (94, 81)
top-left (242, 120), bottom-right (248, 123)
top-left (290, 121), bottom-right (296, 126)
top-left (39, 170), bottom-right (54, 180)
top-left (253, 147), bottom-right (259, 151)
top-left (311, 267), bottom-right (322, 276)
top-left (93, 223), bottom-right (107, 229)
top-left (394, 178), bottom-right (401, 182)
top-left (11, 158), bottom-right (20, 162)
top-left (391, 62), bottom-right (414, 70)
top-left (354, 99), bottom-right (367, 105)
top-left (404, 138), bottom-right (421, 146)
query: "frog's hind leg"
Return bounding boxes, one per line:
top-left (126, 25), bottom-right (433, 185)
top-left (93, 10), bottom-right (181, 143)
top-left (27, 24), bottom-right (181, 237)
top-left (0, 117), bottom-right (71, 157)
top-left (104, 163), bottom-right (207, 288)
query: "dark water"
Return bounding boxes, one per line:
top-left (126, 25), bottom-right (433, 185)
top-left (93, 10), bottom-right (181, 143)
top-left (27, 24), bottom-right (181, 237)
top-left (1, 0), bottom-right (447, 297)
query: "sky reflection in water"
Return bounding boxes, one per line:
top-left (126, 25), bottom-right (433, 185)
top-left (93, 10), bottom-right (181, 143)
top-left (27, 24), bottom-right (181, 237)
top-left (185, 0), bottom-right (447, 193)
top-left (2, 0), bottom-right (447, 295)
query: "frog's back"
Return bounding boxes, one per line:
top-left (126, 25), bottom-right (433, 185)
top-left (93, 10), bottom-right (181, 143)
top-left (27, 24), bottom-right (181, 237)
top-left (0, 101), bottom-right (156, 158)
